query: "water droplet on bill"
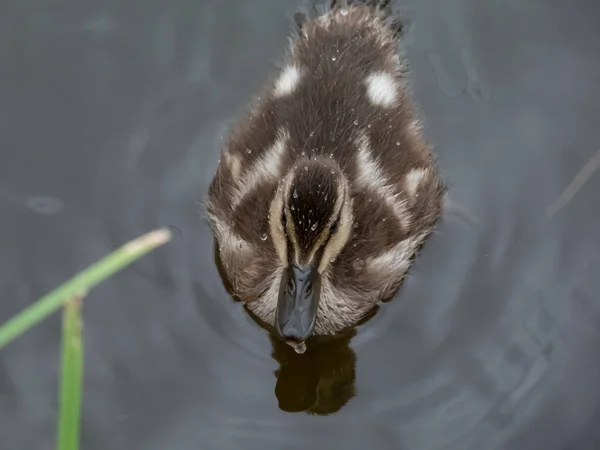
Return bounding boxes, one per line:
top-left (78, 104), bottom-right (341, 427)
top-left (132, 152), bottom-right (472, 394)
top-left (293, 341), bottom-right (306, 354)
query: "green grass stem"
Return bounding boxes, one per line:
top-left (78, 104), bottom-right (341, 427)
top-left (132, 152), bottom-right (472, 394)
top-left (0, 228), bottom-right (172, 349)
top-left (57, 294), bottom-right (85, 450)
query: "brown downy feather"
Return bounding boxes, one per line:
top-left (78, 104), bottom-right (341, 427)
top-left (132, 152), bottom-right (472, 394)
top-left (205, 3), bottom-right (445, 335)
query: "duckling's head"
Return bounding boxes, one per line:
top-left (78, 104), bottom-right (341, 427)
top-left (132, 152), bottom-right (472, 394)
top-left (268, 158), bottom-right (353, 346)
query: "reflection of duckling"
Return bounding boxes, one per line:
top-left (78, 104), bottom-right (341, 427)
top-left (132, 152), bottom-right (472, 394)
top-left (269, 330), bottom-right (357, 415)
top-left (235, 302), bottom-right (362, 414)
top-left (205, 0), bottom-right (445, 351)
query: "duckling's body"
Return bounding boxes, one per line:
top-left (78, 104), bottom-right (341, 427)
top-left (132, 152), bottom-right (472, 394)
top-left (205, 1), bottom-right (445, 345)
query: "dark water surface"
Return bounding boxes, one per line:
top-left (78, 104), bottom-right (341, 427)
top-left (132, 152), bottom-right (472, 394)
top-left (2, 1), bottom-right (600, 449)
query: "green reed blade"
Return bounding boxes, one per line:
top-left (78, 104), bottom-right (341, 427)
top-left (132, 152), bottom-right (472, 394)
top-left (57, 295), bottom-right (84, 450)
top-left (0, 228), bottom-right (172, 349)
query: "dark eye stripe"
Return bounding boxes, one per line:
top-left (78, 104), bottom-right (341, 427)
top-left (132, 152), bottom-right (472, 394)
top-left (329, 217), bottom-right (339, 234)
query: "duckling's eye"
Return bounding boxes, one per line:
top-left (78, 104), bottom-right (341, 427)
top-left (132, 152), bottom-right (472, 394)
top-left (281, 210), bottom-right (287, 228)
top-left (329, 218), bottom-right (339, 235)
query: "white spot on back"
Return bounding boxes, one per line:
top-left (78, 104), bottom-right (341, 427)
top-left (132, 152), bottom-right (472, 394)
top-left (273, 65), bottom-right (302, 98)
top-left (365, 72), bottom-right (398, 107)
top-left (206, 212), bottom-right (252, 254)
top-left (232, 129), bottom-right (289, 207)
top-left (368, 236), bottom-right (420, 274)
top-left (355, 133), bottom-right (411, 229)
top-left (405, 168), bottom-right (428, 197)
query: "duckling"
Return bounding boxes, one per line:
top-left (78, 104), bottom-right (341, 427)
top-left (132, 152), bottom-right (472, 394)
top-left (205, 0), bottom-right (445, 351)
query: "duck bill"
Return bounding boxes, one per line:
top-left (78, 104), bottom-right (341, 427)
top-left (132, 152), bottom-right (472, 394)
top-left (275, 264), bottom-right (321, 344)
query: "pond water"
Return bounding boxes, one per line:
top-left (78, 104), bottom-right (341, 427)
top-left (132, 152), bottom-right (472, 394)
top-left (1, 1), bottom-right (600, 449)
